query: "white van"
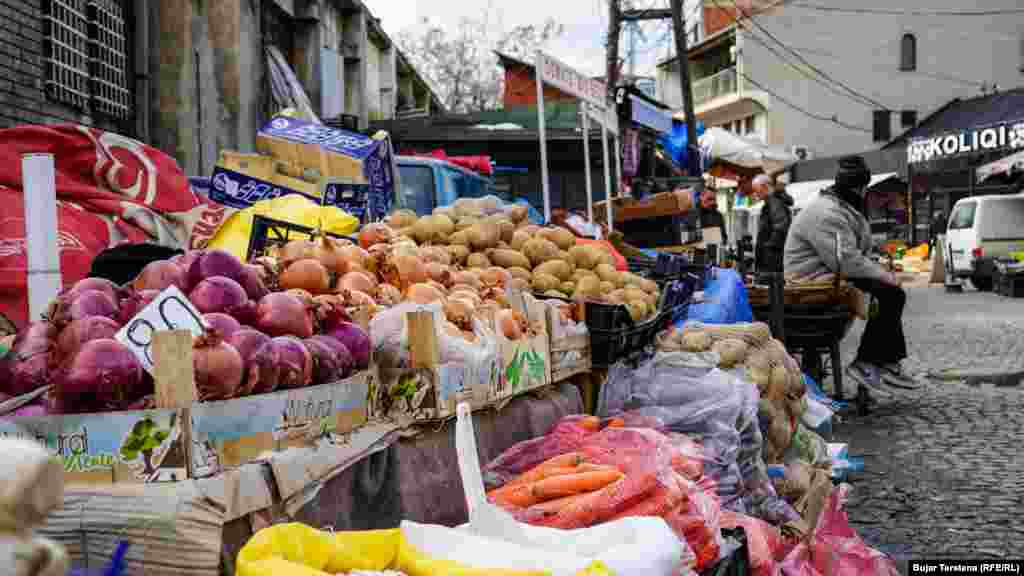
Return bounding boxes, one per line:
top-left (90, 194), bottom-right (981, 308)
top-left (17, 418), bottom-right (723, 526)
top-left (944, 194), bottom-right (1024, 291)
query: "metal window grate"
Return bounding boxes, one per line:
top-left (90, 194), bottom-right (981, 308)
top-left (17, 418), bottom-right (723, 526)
top-left (88, 0), bottom-right (130, 118)
top-left (44, 0), bottom-right (91, 110)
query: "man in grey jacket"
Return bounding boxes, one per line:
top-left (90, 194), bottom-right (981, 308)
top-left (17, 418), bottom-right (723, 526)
top-left (784, 155), bottom-right (917, 393)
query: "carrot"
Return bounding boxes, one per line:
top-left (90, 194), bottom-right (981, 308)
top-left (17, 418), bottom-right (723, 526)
top-left (576, 463), bottom-right (619, 473)
top-left (488, 483), bottom-right (541, 508)
top-left (528, 491), bottom-right (596, 515)
top-left (531, 469), bottom-right (624, 501)
top-left (504, 452), bottom-right (585, 488)
top-left (487, 465), bottom-right (582, 502)
top-left (605, 417), bottom-right (626, 428)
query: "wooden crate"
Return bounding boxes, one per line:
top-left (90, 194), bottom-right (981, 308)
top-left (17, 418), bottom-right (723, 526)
top-left (542, 300), bottom-right (591, 383)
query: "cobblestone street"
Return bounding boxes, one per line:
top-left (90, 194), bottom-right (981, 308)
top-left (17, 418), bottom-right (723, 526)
top-left (825, 284), bottom-right (1024, 572)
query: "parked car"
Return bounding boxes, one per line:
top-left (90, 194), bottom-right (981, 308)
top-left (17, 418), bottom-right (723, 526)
top-left (395, 156), bottom-right (501, 215)
top-left (944, 194), bottom-right (1024, 291)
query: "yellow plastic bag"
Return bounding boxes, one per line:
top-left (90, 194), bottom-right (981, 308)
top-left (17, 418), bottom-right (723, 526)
top-left (207, 194), bottom-right (359, 261)
top-left (236, 523), bottom-right (614, 576)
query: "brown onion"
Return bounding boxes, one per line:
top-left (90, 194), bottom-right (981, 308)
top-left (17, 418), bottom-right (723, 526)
top-left (313, 237), bottom-right (349, 275)
top-left (358, 223), bottom-right (394, 249)
top-left (279, 259), bottom-right (331, 295)
top-left (408, 283), bottom-right (445, 305)
top-left (337, 271), bottom-right (376, 294)
top-left (376, 284), bottom-right (402, 306)
top-left (382, 254), bottom-right (427, 291)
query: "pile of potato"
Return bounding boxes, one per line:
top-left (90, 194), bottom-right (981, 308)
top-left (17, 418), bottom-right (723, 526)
top-left (385, 198), bottom-right (661, 322)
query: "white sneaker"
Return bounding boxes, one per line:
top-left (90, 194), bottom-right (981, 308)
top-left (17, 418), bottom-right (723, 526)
top-left (879, 362), bottom-right (921, 389)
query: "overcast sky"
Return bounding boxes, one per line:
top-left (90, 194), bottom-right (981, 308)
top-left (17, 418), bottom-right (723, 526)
top-left (361, 0), bottom-right (700, 79)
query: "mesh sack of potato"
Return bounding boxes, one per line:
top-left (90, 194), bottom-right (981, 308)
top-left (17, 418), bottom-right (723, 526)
top-left (758, 399), bottom-right (795, 464)
top-left (710, 338), bottom-right (750, 369)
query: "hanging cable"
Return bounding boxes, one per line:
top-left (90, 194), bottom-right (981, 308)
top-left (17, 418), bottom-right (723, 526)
top-left (788, 3), bottom-right (1024, 17)
top-left (738, 70), bottom-right (873, 133)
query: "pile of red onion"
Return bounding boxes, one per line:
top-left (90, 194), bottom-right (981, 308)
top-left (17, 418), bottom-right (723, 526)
top-left (1, 248), bottom-right (371, 416)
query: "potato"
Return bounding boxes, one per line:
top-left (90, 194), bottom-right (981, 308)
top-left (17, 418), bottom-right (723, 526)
top-left (568, 244), bottom-right (604, 270)
top-left (599, 281), bottom-right (615, 294)
top-left (531, 272), bottom-right (560, 292)
top-left (606, 289), bottom-right (627, 304)
top-left (622, 272), bottom-right (647, 289)
top-left (508, 267), bottom-right (532, 281)
top-left (540, 227), bottom-right (576, 251)
top-left (544, 289), bottom-right (567, 299)
top-left (506, 204), bottom-right (529, 223)
top-left (712, 339), bottom-right (749, 368)
top-left (498, 220), bottom-right (516, 244)
top-left (510, 230), bottom-right (531, 251)
top-left (626, 300), bottom-right (647, 322)
top-left (448, 229), bottom-right (470, 246)
top-left (433, 206), bottom-right (457, 220)
top-left (571, 269), bottom-right (598, 283)
top-left (487, 248), bottom-right (531, 270)
top-left (453, 198), bottom-right (483, 219)
top-left (468, 223), bottom-right (500, 251)
top-left (645, 291), bottom-right (659, 310)
top-left (522, 237), bottom-right (560, 267)
top-left (574, 276), bottom-right (602, 300)
top-left (455, 217), bottom-right (480, 232)
top-left (561, 281), bottom-right (576, 294)
top-left (413, 214), bottom-right (455, 244)
top-left (467, 252), bottom-right (491, 268)
top-left (534, 260), bottom-right (572, 282)
top-left (386, 209), bottom-right (418, 229)
top-left (395, 226), bottom-right (416, 239)
top-left (624, 288), bottom-right (647, 303)
top-left (446, 244), bottom-right (470, 265)
top-left (638, 278), bottom-right (659, 294)
top-left (595, 263), bottom-right (621, 286)
top-left (510, 278), bottom-right (531, 292)
top-left (682, 331), bottom-right (712, 352)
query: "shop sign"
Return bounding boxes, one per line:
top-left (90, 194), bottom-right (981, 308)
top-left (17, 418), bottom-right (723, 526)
top-left (907, 120), bottom-right (1024, 164)
top-left (629, 95), bottom-right (672, 134)
top-left (537, 52), bottom-right (607, 109)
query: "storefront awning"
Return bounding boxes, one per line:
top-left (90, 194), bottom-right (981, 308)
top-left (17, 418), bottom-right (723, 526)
top-left (629, 95), bottom-right (673, 134)
top-left (976, 149), bottom-right (1024, 183)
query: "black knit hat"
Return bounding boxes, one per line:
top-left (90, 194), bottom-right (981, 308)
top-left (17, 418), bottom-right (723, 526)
top-left (835, 155), bottom-right (871, 192)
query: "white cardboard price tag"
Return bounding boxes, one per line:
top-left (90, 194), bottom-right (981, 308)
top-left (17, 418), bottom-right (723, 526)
top-left (115, 285), bottom-right (207, 373)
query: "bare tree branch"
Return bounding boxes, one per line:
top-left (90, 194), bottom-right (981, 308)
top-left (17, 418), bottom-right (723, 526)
top-left (396, 15), bottom-right (564, 113)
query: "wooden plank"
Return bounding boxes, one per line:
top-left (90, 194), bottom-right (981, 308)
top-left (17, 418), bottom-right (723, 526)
top-left (407, 310), bottom-right (440, 369)
top-left (152, 330), bottom-right (196, 479)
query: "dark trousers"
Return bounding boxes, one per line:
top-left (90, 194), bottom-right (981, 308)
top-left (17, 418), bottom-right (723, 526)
top-left (850, 277), bottom-right (908, 366)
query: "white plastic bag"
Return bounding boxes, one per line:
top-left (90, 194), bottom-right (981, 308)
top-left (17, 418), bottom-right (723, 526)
top-left (455, 403), bottom-right (687, 576)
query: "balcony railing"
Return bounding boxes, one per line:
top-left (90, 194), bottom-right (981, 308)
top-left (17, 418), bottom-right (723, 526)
top-left (692, 67), bottom-right (737, 107)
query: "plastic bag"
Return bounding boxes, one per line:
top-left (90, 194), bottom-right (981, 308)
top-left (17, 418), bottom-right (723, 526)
top-left (482, 415), bottom-right (602, 490)
top-left (721, 511), bottom-right (786, 576)
top-left (681, 268), bottom-right (753, 326)
top-left (207, 194), bottom-right (359, 260)
top-left (779, 485), bottom-right (899, 576)
top-left (456, 403), bottom-right (687, 576)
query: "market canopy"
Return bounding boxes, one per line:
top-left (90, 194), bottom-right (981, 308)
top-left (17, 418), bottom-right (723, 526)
top-left (699, 127), bottom-right (798, 178)
top-left (976, 149), bottom-right (1024, 183)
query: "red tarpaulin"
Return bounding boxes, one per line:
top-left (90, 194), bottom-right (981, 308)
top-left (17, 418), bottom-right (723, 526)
top-left (0, 124), bottom-right (232, 327)
top-left (401, 149), bottom-right (493, 176)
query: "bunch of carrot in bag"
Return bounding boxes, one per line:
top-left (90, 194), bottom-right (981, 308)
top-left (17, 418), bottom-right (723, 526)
top-left (482, 415), bottom-right (722, 572)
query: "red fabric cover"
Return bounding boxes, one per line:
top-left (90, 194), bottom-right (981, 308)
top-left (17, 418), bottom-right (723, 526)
top-left (0, 124), bottom-right (232, 327)
top-left (402, 149), bottom-right (494, 176)
top-left (575, 238), bottom-right (628, 271)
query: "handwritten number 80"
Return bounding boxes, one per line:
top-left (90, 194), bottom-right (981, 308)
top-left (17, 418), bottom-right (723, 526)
top-left (124, 296), bottom-right (205, 366)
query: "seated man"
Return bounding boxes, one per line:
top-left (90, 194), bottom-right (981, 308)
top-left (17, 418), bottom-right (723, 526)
top-left (784, 155), bottom-right (917, 392)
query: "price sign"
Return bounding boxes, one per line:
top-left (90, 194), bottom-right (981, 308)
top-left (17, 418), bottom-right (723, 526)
top-left (115, 286), bottom-right (207, 373)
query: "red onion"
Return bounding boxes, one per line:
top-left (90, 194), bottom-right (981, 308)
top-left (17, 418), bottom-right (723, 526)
top-left (229, 329), bottom-right (281, 395)
top-left (6, 322), bottom-right (58, 396)
top-left (186, 249), bottom-right (246, 291)
top-left (10, 402), bottom-right (48, 417)
top-left (56, 316), bottom-right (121, 360)
top-left (253, 292), bottom-right (313, 338)
top-left (325, 321), bottom-right (370, 369)
top-left (132, 260), bottom-right (186, 293)
top-left (117, 289), bottom-right (160, 324)
top-left (54, 339), bottom-right (147, 413)
top-left (239, 265), bottom-right (270, 300)
top-left (62, 277), bottom-right (120, 304)
top-left (173, 250), bottom-right (204, 273)
top-left (193, 332), bottom-right (243, 401)
top-left (272, 336), bottom-right (313, 389)
top-left (53, 289), bottom-right (119, 327)
top-left (202, 313), bottom-right (241, 339)
top-left (125, 395), bottom-right (156, 410)
top-left (306, 335), bottom-right (354, 383)
top-left (189, 276), bottom-right (248, 315)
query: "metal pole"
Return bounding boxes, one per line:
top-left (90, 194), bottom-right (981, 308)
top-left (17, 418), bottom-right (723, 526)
top-left (536, 51), bottom-right (551, 223)
top-left (601, 115), bottom-right (614, 234)
top-left (670, 0), bottom-right (699, 179)
top-left (22, 154), bottom-right (61, 321)
top-left (582, 102), bottom-right (594, 223)
top-left (614, 133), bottom-right (623, 197)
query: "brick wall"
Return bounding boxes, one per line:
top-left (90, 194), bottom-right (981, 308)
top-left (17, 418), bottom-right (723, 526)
top-left (502, 63), bottom-right (575, 108)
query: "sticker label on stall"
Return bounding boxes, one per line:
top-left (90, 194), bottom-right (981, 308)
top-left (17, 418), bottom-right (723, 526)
top-left (115, 286), bottom-right (207, 373)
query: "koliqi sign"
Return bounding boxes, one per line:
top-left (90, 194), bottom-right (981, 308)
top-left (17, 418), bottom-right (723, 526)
top-left (907, 119), bottom-right (1024, 164)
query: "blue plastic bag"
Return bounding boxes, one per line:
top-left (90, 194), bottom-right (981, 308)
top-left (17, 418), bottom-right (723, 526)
top-left (657, 121), bottom-right (705, 169)
top-left (515, 197), bottom-right (545, 225)
top-left (681, 268), bottom-right (753, 325)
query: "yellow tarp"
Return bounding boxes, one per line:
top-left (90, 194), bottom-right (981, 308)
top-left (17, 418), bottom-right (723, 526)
top-left (207, 194), bottom-right (359, 261)
top-left (236, 523), bottom-right (613, 576)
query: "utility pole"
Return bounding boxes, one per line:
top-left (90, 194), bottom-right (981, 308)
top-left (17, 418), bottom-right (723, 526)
top-left (621, 2), bottom-right (701, 179)
top-left (670, 0), bottom-right (700, 179)
top-left (606, 0), bottom-right (622, 91)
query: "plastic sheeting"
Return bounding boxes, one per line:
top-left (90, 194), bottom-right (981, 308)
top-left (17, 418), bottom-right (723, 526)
top-left (658, 122), bottom-right (706, 170)
top-left (683, 268), bottom-right (754, 325)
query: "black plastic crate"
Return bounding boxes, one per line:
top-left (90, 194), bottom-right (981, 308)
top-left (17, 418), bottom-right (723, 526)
top-left (590, 304), bottom-right (687, 368)
top-left (996, 269), bottom-right (1024, 298)
top-left (246, 215), bottom-right (357, 261)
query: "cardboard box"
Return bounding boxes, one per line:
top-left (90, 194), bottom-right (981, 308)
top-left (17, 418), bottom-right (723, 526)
top-left (596, 191), bottom-right (693, 224)
top-left (541, 300), bottom-right (591, 383)
top-left (189, 371), bottom-right (372, 477)
top-left (491, 293), bottom-right (551, 400)
top-left (0, 408), bottom-right (189, 485)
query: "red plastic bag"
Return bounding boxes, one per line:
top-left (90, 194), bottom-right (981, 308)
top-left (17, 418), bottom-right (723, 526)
top-left (481, 415), bottom-right (601, 490)
top-left (780, 485), bottom-right (899, 576)
top-left (664, 475), bottom-right (722, 572)
top-left (722, 510), bottom-right (786, 576)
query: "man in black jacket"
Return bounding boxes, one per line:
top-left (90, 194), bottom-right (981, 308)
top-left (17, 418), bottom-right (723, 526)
top-left (752, 174), bottom-right (794, 273)
top-left (698, 187), bottom-right (728, 247)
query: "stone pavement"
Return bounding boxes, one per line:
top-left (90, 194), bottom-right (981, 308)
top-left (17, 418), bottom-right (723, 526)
top-left (821, 284), bottom-right (1024, 572)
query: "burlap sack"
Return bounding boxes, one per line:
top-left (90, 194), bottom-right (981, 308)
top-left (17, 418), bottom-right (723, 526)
top-left (0, 439), bottom-right (64, 533)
